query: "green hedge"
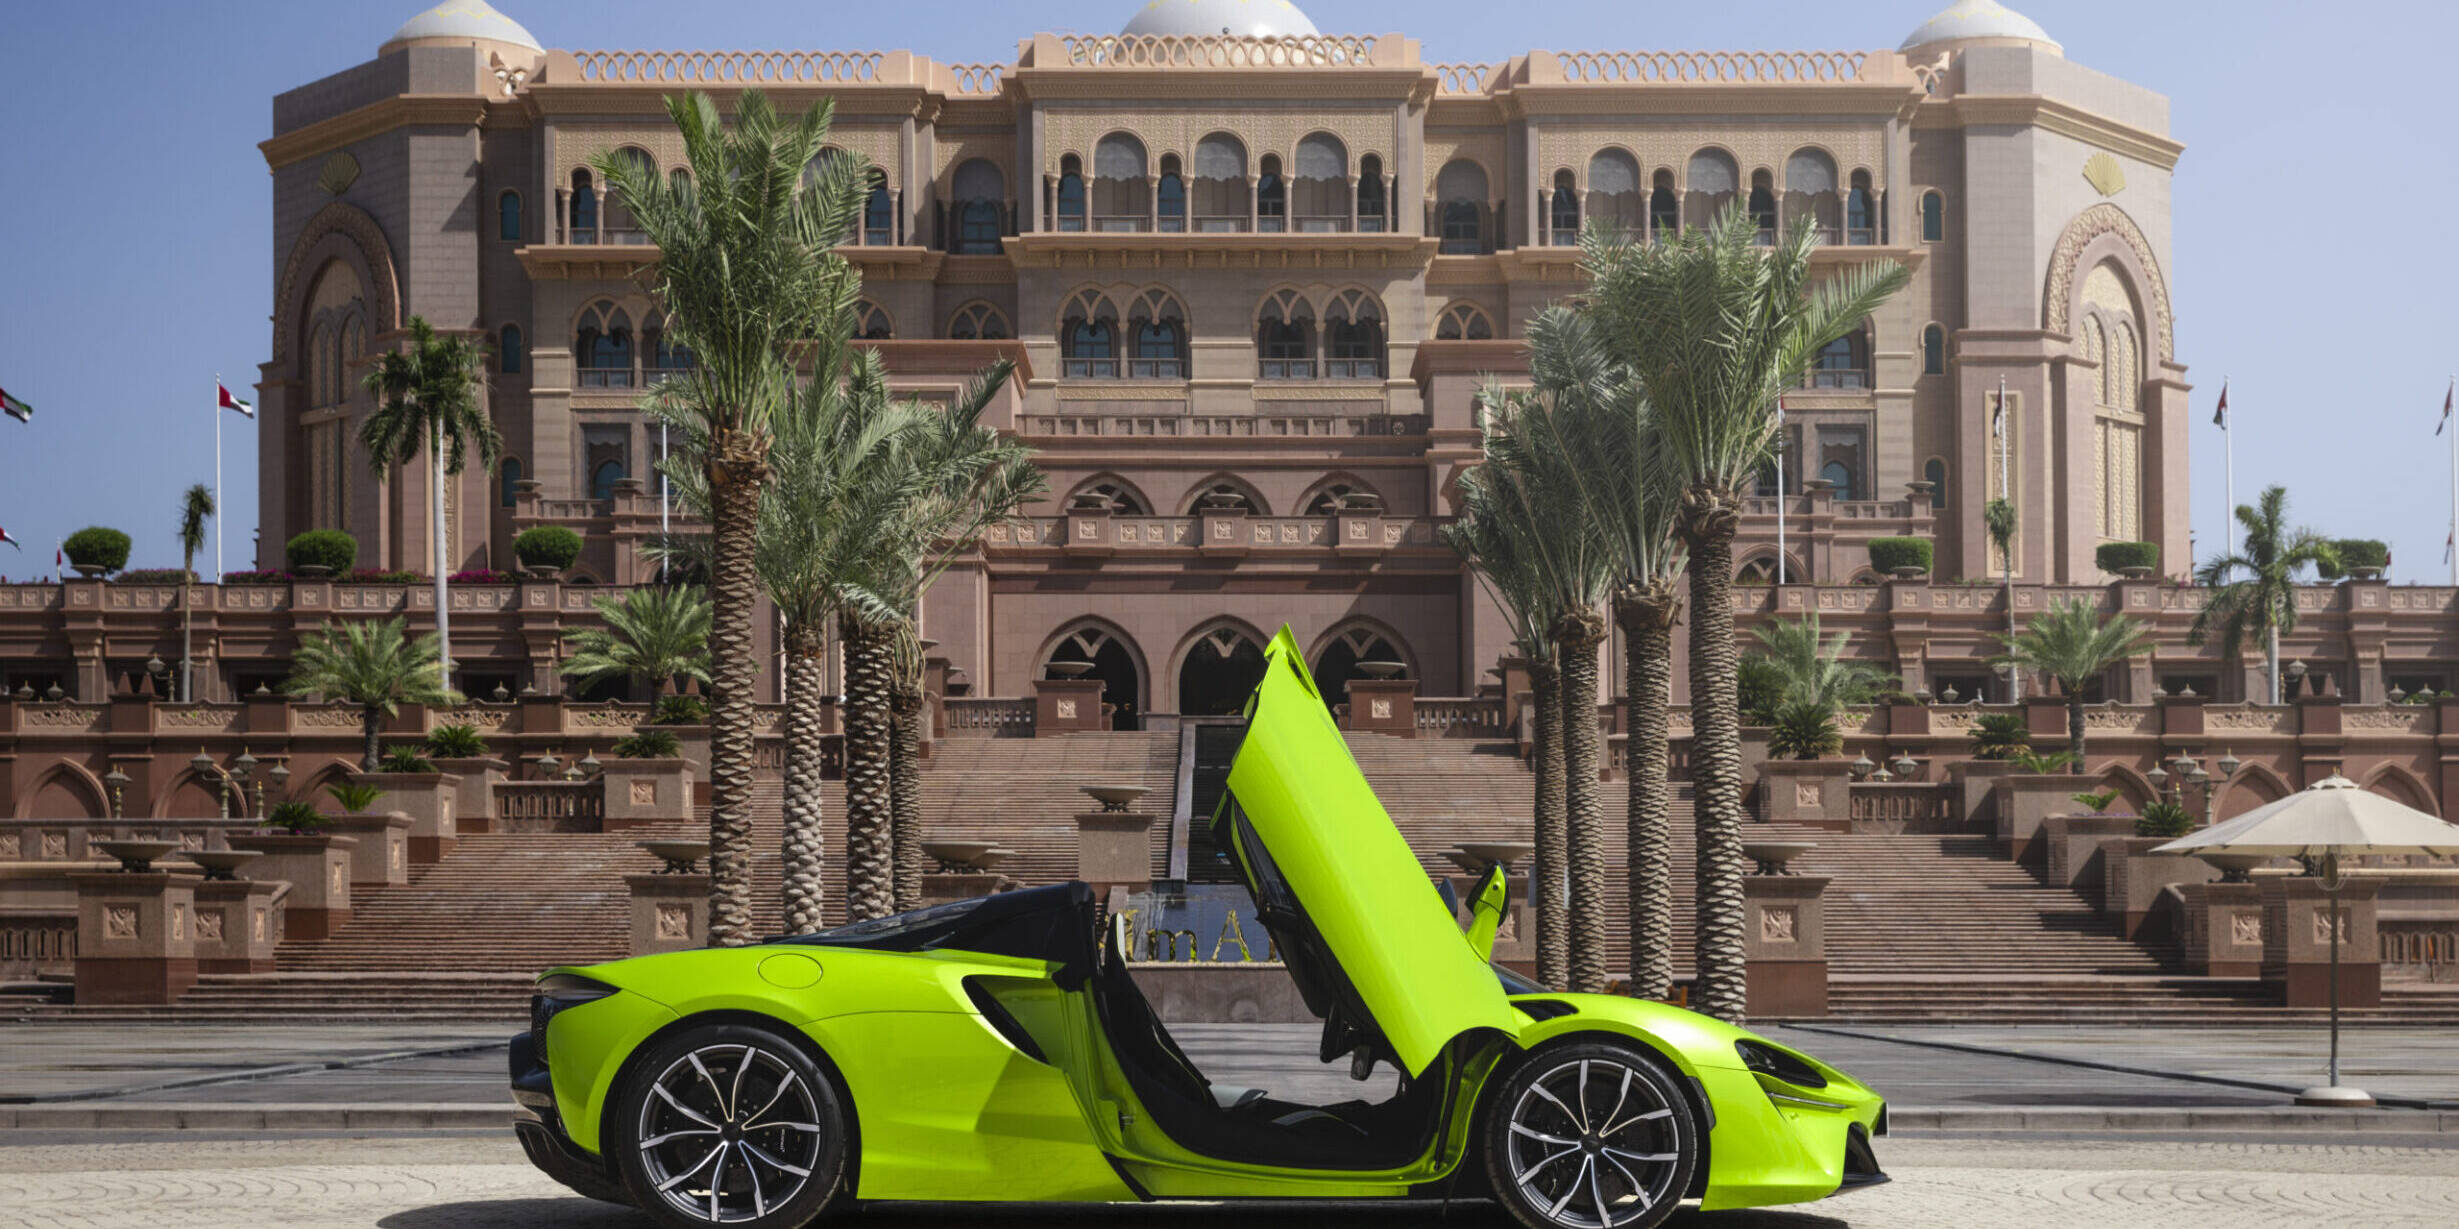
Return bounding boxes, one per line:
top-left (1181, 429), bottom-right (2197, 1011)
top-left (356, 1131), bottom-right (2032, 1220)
top-left (1867, 537), bottom-right (1933, 575)
top-left (285, 529), bottom-right (358, 573)
top-left (514, 526), bottom-right (584, 570)
top-left (2318, 538), bottom-right (2388, 580)
top-left (2095, 540), bottom-right (2160, 574)
top-left (62, 527), bottom-right (132, 571)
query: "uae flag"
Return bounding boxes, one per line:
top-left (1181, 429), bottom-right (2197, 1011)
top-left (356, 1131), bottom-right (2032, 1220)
top-left (2210, 382), bottom-right (2229, 428)
top-left (0, 527), bottom-right (19, 552)
top-left (2439, 379), bottom-right (2453, 436)
top-left (1, 387), bottom-right (29, 423)
top-left (218, 383), bottom-right (255, 418)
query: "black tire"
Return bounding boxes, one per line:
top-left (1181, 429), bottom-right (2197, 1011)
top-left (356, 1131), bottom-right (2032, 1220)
top-left (1481, 1041), bottom-right (1699, 1229)
top-left (606, 1022), bottom-right (852, 1229)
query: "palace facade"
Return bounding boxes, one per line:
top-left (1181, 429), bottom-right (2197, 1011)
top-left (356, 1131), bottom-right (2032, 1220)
top-left (253, 0), bottom-right (2193, 717)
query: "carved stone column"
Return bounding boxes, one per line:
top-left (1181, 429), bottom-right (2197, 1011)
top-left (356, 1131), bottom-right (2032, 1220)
top-left (627, 872), bottom-right (709, 955)
top-left (325, 811), bottom-right (413, 886)
top-left (2262, 875), bottom-right (2382, 1009)
top-left (72, 870), bottom-right (200, 1005)
top-left (227, 832), bottom-right (356, 940)
top-left (1075, 809), bottom-right (1155, 896)
top-left (2181, 879), bottom-right (2265, 977)
top-left (1743, 873), bottom-right (1829, 1019)
top-left (1755, 758), bottom-right (1854, 830)
top-left (600, 757), bottom-right (690, 831)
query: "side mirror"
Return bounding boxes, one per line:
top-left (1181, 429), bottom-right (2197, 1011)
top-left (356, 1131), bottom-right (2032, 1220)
top-left (1464, 865), bottom-right (1508, 963)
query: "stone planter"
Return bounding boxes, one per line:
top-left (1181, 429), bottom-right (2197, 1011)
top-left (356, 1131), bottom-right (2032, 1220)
top-left (1035, 678), bottom-right (1110, 735)
top-left (324, 811), bottom-right (414, 886)
top-left (1743, 874), bottom-right (1830, 1019)
top-left (626, 872), bottom-right (709, 955)
top-left (2181, 880), bottom-right (2266, 977)
top-left (71, 870), bottom-right (199, 1005)
top-left (1993, 773), bottom-right (2087, 866)
top-left (226, 833), bottom-right (357, 940)
top-left (601, 758), bottom-right (691, 831)
top-left (1341, 678), bottom-right (1417, 735)
top-left (2262, 876), bottom-right (2382, 1009)
top-left (193, 877), bottom-right (284, 973)
top-left (350, 772), bottom-right (461, 864)
top-left (2041, 814), bottom-right (2138, 890)
top-left (1949, 758), bottom-right (2015, 828)
top-left (2103, 835), bottom-right (2220, 940)
top-left (1076, 809), bottom-right (1155, 893)
top-left (431, 757), bottom-right (509, 835)
top-left (1755, 759), bottom-right (1854, 830)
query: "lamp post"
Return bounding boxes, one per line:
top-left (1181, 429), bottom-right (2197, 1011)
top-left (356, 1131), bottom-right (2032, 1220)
top-left (189, 747), bottom-right (270, 822)
top-left (104, 766), bottom-right (129, 820)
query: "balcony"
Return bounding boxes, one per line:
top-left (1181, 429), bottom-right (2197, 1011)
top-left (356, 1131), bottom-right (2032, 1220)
top-left (577, 368), bottom-right (636, 390)
top-left (1802, 368), bottom-right (1869, 391)
top-left (1063, 358), bottom-right (1118, 379)
top-left (1323, 358), bottom-right (1382, 380)
top-left (1259, 358), bottom-right (1314, 381)
top-left (1125, 358), bottom-right (1183, 379)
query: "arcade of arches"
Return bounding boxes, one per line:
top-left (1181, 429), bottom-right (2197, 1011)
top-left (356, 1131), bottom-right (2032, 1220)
top-left (1043, 621), bottom-right (1412, 729)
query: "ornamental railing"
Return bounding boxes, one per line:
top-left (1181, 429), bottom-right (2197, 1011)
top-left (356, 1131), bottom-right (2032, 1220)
top-left (494, 781), bottom-right (605, 833)
top-left (943, 697), bottom-right (1035, 736)
top-left (1433, 62), bottom-right (1505, 95)
top-left (572, 50), bottom-right (885, 84)
top-left (1057, 34), bottom-right (1382, 69)
top-left (1552, 50), bottom-right (1870, 83)
top-left (1414, 697), bottom-right (1504, 737)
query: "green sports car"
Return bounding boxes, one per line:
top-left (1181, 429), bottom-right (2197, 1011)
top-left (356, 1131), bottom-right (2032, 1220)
top-left (510, 627), bottom-right (1887, 1228)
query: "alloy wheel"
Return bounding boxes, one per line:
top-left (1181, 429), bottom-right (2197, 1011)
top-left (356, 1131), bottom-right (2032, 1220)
top-left (634, 1042), bottom-right (827, 1224)
top-left (1503, 1056), bottom-right (1685, 1228)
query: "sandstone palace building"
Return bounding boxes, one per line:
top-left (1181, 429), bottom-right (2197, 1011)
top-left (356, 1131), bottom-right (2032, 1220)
top-left (251, 0), bottom-right (2201, 716)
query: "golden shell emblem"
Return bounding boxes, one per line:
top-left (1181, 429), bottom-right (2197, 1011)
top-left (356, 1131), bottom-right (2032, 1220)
top-left (2082, 152), bottom-right (2125, 198)
top-left (318, 152), bottom-right (361, 196)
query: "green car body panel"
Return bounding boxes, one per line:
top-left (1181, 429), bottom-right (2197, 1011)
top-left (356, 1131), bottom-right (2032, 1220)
top-left (520, 625), bottom-right (1883, 1214)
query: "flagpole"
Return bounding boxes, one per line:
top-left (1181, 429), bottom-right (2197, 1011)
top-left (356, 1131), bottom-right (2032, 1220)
top-left (1998, 374), bottom-right (2018, 703)
top-left (2447, 375), bottom-right (2456, 586)
top-left (213, 374), bottom-right (224, 583)
top-left (2223, 376), bottom-right (2235, 568)
top-left (1774, 399), bottom-right (1786, 584)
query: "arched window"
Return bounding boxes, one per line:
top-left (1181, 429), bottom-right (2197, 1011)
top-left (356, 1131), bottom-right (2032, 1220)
top-left (574, 301), bottom-right (634, 388)
top-left (602, 147), bottom-right (654, 243)
top-left (1819, 459), bottom-right (1857, 502)
top-left (1435, 159), bottom-right (1489, 254)
top-left (1256, 290), bottom-right (1315, 380)
top-left (1736, 555), bottom-right (1786, 585)
top-left (498, 323), bottom-right (524, 375)
top-left (1092, 134), bottom-right (1148, 232)
top-left (1042, 622), bottom-right (1143, 731)
top-left (1324, 290), bottom-right (1384, 380)
top-left (497, 190), bottom-right (522, 242)
top-left (1683, 149), bottom-right (1738, 229)
top-left (1187, 481), bottom-right (1262, 515)
top-left (1846, 169), bottom-right (1877, 245)
top-left (1923, 457), bottom-right (1948, 510)
top-left (1055, 154), bottom-right (1088, 232)
top-left (645, 313), bottom-right (694, 371)
top-left (1806, 328), bottom-right (1869, 390)
top-left (500, 457), bottom-right (524, 507)
top-left (852, 301), bottom-right (893, 340)
top-left (1650, 168), bottom-right (1678, 239)
top-left (1586, 149), bottom-right (1643, 237)
top-left (307, 323), bottom-right (333, 407)
top-left (1156, 153), bottom-right (1187, 232)
top-left (1312, 624), bottom-right (1409, 715)
top-left (670, 168), bottom-right (692, 194)
top-left (1067, 480), bottom-right (1148, 514)
top-left (1192, 133), bottom-right (1248, 232)
top-left (863, 169), bottom-right (894, 245)
top-left (1548, 169), bottom-right (1580, 244)
top-left (951, 159), bottom-right (1006, 254)
top-left (1357, 154), bottom-right (1387, 232)
top-left (1255, 153), bottom-right (1287, 233)
top-left (569, 169), bottom-right (598, 241)
top-left (1922, 324), bottom-right (1946, 376)
top-left (1747, 169), bottom-right (1778, 243)
top-left (1180, 625), bottom-right (1269, 717)
top-left (1435, 302), bottom-right (1495, 341)
top-left (1293, 133), bottom-right (1347, 231)
top-left (591, 459), bottom-right (627, 502)
top-left (1782, 148), bottom-right (1839, 242)
top-left (1305, 481), bottom-right (1376, 515)
top-left (1061, 289), bottom-right (1119, 378)
top-left (1920, 190), bottom-right (1945, 242)
top-left (1126, 289), bottom-right (1187, 379)
top-left (948, 301), bottom-right (1012, 340)
top-left (2082, 261), bottom-right (2146, 542)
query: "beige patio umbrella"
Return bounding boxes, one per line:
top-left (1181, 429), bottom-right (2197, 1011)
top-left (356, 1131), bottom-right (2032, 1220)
top-left (2155, 774), bottom-right (2459, 1106)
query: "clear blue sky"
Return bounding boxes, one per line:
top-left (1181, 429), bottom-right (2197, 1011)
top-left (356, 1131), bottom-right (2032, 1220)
top-left (2, 2), bottom-right (2453, 580)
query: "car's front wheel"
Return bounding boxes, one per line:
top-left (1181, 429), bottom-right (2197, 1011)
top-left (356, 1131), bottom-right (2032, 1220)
top-left (1482, 1041), bottom-right (1699, 1229)
top-left (607, 1022), bottom-right (851, 1228)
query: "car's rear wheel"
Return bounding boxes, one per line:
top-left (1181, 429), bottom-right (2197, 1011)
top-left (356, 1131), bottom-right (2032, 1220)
top-left (607, 1022), bottom-right (850, 1228)
top-left (1482, 1041), bottom-right (1698, 1229)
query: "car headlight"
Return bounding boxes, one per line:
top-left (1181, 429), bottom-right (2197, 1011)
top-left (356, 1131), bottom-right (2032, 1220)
top-left (531, 973), bottom-right (618, 1068)
top-left (1734, 1039), bottom-right (1827, 1089)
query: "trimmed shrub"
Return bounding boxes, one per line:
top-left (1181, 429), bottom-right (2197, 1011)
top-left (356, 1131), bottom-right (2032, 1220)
top-left (613, 727), bottom-right (683, 759)
top-left (649, 694), bottom-right (710, 726)
top-left (514, 526), bottom-right (584, 571)
top-left (325, 781), bottom-right (384, 814)
top-left (448, 569), bottom-right (517, 585)
top-left (285, 529), bottom-right (359, 574)
top-left (2012, 748), bottom-right (2075, 775)
top-left (62, 527), bottom-right (132, 572)
top-left (220, 569), bottom-right (293, 585)
top-left (114, 568), bottom-right (197, 585)
top-left (2318, 538), bottom-right (2388, 581)
top-left (1867, 536), bottom-right (1933, 576)
top-left (425, 723), bottom-right (488, 758)
top-left (379, 745), bottom-right (436, 774)
top-left (1968, 712), bottom-right (2030, 759)
top-left (266, 800), bottom-right (327, 834)
top-left (2070, 789), bottom-right (2121, 814)
top-left (2135, 801), bottom-right (2194, 839)
top-left (1766, 701), bottom-right (1842, 761)
top-left (2095, 540), bottom-right (2160, 575)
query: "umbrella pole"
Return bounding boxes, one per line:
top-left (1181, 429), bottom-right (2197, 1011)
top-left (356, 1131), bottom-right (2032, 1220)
top-left (2327, 884), bottom-right (2340, 1088)
top-left (2295, 851), bottom-right (2371, 1106)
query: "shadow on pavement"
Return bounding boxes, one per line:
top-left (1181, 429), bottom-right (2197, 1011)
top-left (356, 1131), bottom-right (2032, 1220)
top-left (379, 1197), bottom-right (1856, 1227)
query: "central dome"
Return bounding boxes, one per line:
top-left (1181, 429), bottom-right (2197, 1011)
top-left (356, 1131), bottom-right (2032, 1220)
top-left (1122, 0), bottom-right (1322, 38)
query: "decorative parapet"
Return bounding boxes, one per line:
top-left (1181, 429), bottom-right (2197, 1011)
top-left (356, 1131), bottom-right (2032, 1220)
top-left (1048, 33), bottom-right (1391, 69)
top-left (1546, 49), bottom-right (1874, 84)
top-left (570, 49), bottom-right (887, 84)
top-left (1432, 62), bottom-right (1505, 95)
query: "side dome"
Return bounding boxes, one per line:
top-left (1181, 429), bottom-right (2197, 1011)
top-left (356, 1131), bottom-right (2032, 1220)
top-left (1899, 1), bottom-right (2060, 56)
top-left (1122, 0), bottom-right (1323, 38)
top-left (383, 1), bottom-right (543, 54)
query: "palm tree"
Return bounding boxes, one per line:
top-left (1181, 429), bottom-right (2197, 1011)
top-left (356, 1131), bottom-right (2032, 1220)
top-left (560, 586), bottom-right (712, 696)
top-left (2191, 485), bottom-right (2337, 704)
top-left (1996, 597), bottom-right (2154, 773)
top-left (1745, 613), bottom-right (1893, 712)
top-left (595, 89), bottom-right (869, 946)
top-left (176, 484), bottom-right (213, 702)
top-left (360, 316), bottom-right (500, 693)
top-left (1523, 302), bottom-right (1688, 1000)
top-left (285, 617), bottom-right (459, 770)
top-left (1445, 443), bottom-right (1571, 987)
top-left (1578, 206), bottom-right (1909, 1022)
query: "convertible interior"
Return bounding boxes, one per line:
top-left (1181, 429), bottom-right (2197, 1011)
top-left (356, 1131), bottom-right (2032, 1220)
top-left (782, 787), bottom-right (1482, 1172)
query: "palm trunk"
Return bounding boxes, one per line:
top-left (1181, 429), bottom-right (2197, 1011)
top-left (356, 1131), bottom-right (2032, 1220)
top-left (1681, 489), bottom-right (1748, 1023)
top-left (840, 614), bottom-right (897, 922)
top-left (362, 706), bottom-right (382, 773)
top-left (2267, 622), bottom-right (2282, 705)
top-left (889, 681), bottom-right (927, 912)
top-left (703, 437), bottom-right (768, 947)
top-left (780, 625), bottom-right (829, 934)
top-left (431, 419), bottom-right (452, 694)
top-left (1617, 581), bottom-right (1679, 1000)
top-left (2068, 696), bottom-right (2087, 775)
top-left (1555, 609), bottom-right (1609, 994)
top-left (1530, 656), bottom-right (1568, 989)
top-left (181, 563), bottom-right (194, 703)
